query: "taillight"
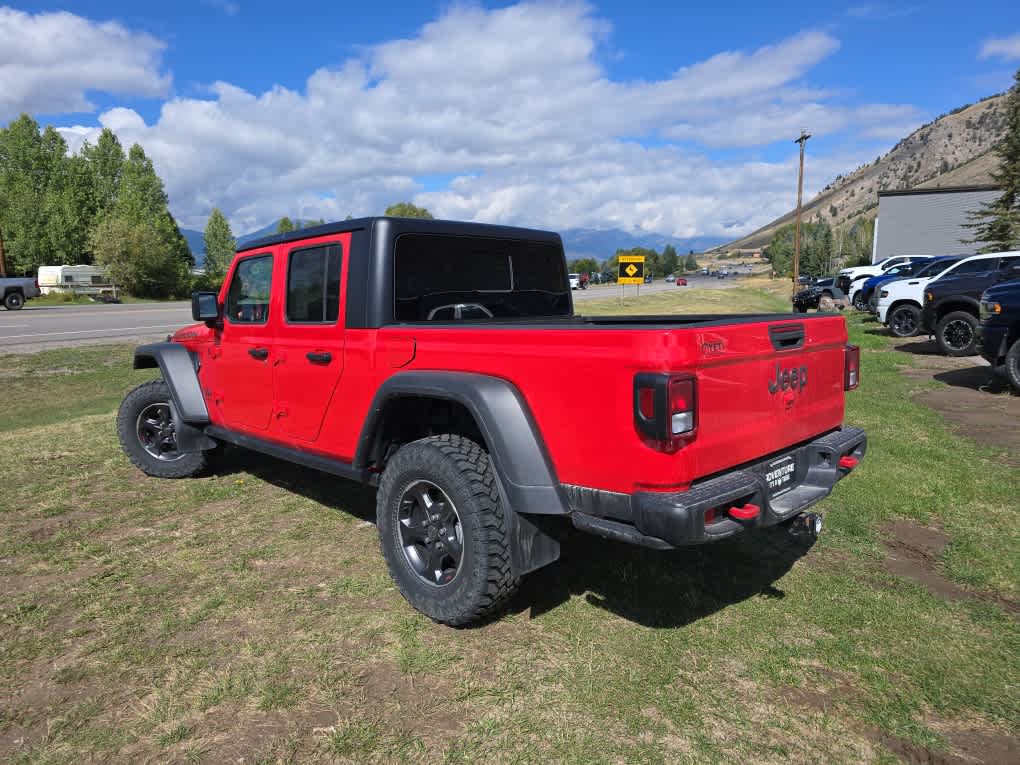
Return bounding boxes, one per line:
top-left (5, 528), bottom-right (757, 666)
top-left (844, 344), bottom-right (860, 390)
top-left (634, 373), bottom-right (697, 453)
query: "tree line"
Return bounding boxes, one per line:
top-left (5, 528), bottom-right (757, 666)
top-left (597, 244), bottom-right (698, 279)
top-left (762, 218), bottom-right (875, 278)
top-left (0, 114), bottom-right (193, 298)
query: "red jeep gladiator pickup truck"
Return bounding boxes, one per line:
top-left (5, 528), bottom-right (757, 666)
top-left (118, 217), bottom-right (866, 625)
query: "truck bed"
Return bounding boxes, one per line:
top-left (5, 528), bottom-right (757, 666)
top-left (326, 312), bottom-right (850, 495)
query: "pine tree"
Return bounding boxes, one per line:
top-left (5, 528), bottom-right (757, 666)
top-left (660, 244), bottom-right (679, 275)
top-left (203, 208), bottom-right (236, 284)
top-left (967, 68), bottom-right (1020, 251)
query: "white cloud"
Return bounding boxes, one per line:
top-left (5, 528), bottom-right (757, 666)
top-left (0, 7), bottom-right (170, 121)
top-left (53, 2), bottom-right (911, 239)
top-left (979, 33), bottom-right (1020, 61)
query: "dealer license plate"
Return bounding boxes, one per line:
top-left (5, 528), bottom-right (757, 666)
top-left (764, 455), bottom-right (797, 498)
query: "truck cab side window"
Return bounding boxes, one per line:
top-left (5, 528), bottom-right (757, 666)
top-left (286, 244), bottom-right (342, 323)
top-left (952, 259), bottom-right (993, 275)
top-left (226, 254), bottom-right (273, 323)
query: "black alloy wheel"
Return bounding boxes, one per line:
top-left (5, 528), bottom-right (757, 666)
top-left (117, 380), bottom-right (209, 478)
top-left (396, 480), bottom-right (464, 587)
top-left (935, 311), bottom-right (978, 357)
top-left (376, 434), bottom-right (519, 626)
top-left (889, 305), bottom-right (920, 337)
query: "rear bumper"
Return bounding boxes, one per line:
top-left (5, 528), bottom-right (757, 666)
top-left (567, 426), bottom-right (867, 549)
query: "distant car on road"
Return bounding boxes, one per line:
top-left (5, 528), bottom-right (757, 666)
top-left (0, 274), bottom-right (41, 310)
top-left (665, 274), bottom-right (676, 283)
top-left (676, 278), bottom-right (687, 286)
top-left (644, 275), bottom-right (652, 284)
top-left (569, 273), bottom-right (581, 290)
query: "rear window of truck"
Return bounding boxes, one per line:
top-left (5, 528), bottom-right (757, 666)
top-left (393, 234), bottom-right (571, 321)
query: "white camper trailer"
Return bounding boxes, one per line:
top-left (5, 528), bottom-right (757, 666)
top-left (37, 265), bottom-right (117, 297)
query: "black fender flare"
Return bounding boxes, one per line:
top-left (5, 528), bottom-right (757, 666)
top-left (133, 342), bottom-right (217, 452)
top-left (356, 370), bottom-right (568, 515)
top-left (933, 296), bottom-right (980, 323)
top-left (356, 371), bottom-right (566, 577)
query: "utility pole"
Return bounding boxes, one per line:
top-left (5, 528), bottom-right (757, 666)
top-left (792, 130), bottom-right (811, 300)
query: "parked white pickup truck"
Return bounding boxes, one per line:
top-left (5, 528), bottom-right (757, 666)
top-left (837, 256), bottom-right (928, 310)
top-left (875, 253), bottom-right (1003, 337)
top-left (0, 275), bottom-right (40, 310)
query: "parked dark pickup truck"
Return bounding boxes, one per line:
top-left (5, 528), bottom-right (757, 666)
top-left (978, 278), bottom-right (1020, 391)
top-left (922, 253), bottom-right (1020, 356)
top-left (117, 217), bottom-right (866, 625)
top-left (0, 274), bottom-right (40, 310)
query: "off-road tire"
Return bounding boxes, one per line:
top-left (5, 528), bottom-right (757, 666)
top-left (117, 380), bottom-right (207, 478)
top-left (888, 304), bottom-right (921, 338)
top-left (935, 310), bottom-right (978, 357)
top-left (852, 291), bottom-right (865, 311)
top-left (1003, 339), bottom-right (1020, 393)
top-left (376, 434), bottom-right (519, 626)
top-left (4, 291), bottom-right (24, 310)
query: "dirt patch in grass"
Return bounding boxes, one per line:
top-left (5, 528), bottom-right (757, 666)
top-left (938, 725), bottom-right (1020, 765)
top-left (864, 726), bottom-right (1019, 765)
top-left (894, 341), bottom-right (1020, 462)
top-left (913, 386), bottom-right (1020, 465)
top-left (883, 520), bottom-right (1018, 615)
top-left (358, 661), bottom-right (461, 740)
top-left (783, 669), bottom-right (1018, 765)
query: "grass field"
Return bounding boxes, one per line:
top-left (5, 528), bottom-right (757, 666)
top-left (578, 280), bottom-right (790, 316)
top-left (0, 292), bottom-right (1017, 764)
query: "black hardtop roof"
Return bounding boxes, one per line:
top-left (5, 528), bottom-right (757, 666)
top-left (237, 216), bottom-right (562, 254)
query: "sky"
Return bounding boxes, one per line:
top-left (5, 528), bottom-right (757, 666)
top-left (2, 1), bottom-right (1019, 238)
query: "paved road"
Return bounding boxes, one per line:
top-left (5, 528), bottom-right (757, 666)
top-left (573, 273), bottom-right (750, 300)
top-left (0, 275), bottom-right (755, 352)
top-left (0, 302), bottom-right (192, 352)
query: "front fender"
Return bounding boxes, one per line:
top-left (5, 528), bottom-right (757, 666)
top-left (134, 342), bottom-right (216, 452)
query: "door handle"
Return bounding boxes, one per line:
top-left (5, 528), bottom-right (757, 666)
top-left (306, 351), bottom-right (332, 365)
top-left (248, 347), bottom-right (269, 360)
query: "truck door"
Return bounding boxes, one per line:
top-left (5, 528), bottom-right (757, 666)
top-left (216, 252), bottom-right (277, 431)
top-left (271, 236), bottom-right (348, 443)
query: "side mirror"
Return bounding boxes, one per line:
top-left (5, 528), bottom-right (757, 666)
top-left (1004, 264), bottom-right (1020, 280)
top-left (192, 291), bottom-right (220, 324)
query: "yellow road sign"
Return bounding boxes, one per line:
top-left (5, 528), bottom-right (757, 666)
top-left (618, 255), bottom-right (645, 285)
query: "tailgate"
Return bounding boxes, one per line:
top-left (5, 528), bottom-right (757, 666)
top-left (688, 317), bottom-right (847, 480)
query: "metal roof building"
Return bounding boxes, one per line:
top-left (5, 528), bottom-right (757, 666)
top-left (872, 185), bottom-right (1000, 263)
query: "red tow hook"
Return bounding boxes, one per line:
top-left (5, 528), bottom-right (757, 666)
top-left (728, 503), bottom-right (761, 521)
top-left (839, 456), bottom-right (859, 470)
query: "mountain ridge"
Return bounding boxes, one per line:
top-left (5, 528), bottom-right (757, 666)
top-left (181, 221), bottom-right (727, 267)
top-left (712, 92), bottom-right (1009, 252)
